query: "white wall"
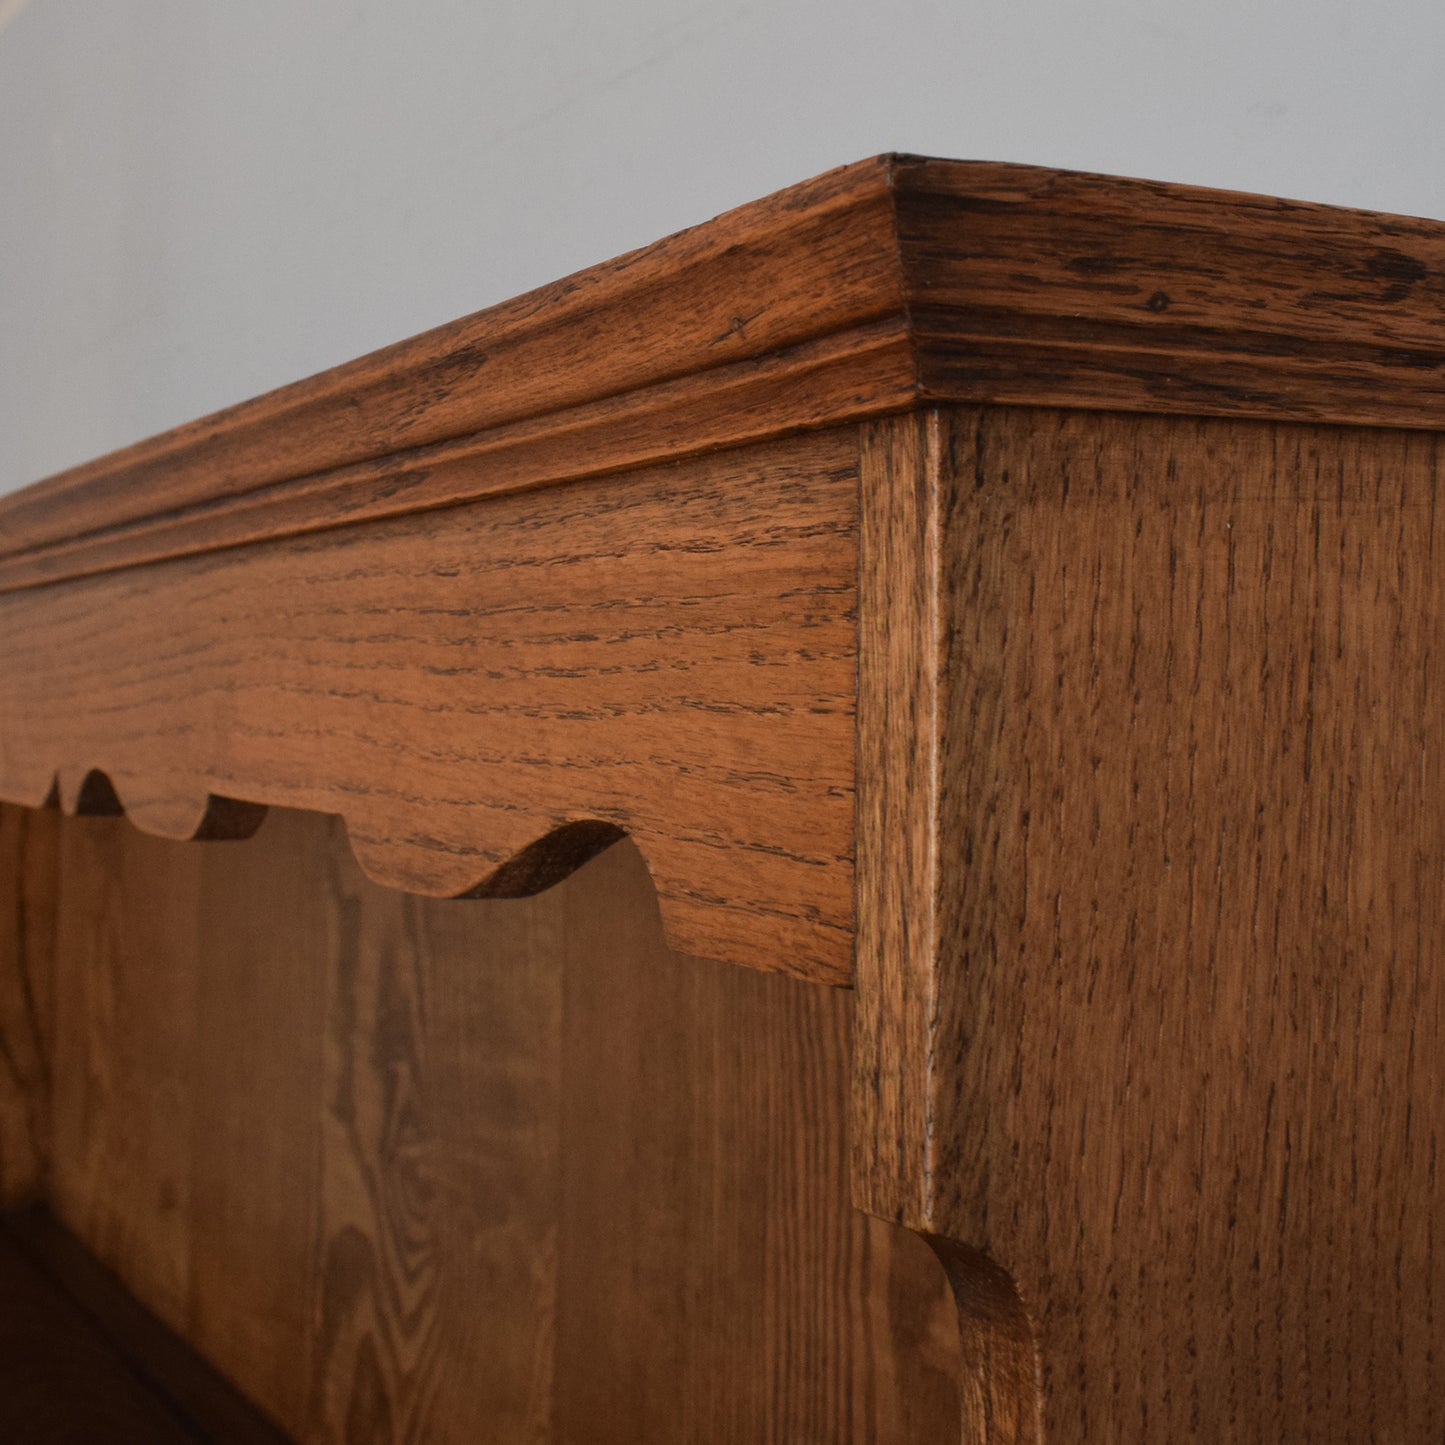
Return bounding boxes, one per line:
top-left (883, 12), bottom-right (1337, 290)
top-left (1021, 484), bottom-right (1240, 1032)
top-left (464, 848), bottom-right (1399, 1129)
top-left (1, 0), bottom-right (1440, 496)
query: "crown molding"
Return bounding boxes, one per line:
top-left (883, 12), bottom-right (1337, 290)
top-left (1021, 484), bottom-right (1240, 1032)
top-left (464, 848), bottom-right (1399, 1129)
top-left (4, 155), bottom-right (1445, 591)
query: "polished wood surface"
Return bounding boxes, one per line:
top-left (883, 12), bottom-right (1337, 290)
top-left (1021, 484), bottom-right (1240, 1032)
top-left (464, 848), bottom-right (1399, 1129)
top-left (6, 157), bottom-right (1445, 591)
top-left (27, 805), bottom-right (958, 1444)
top-left (854, 411), bottom-right (1043, 1441)
top-left (2, 157), bottom-right (1444, 1441)
top-left (0, 433), bottom-right (857, 984)
top-left (0, 156), bottom-right (905, 585)
top-left (895, 157), bottom-right (1445, 427)
top-left (857, 404), bottom-right (1445, 1441)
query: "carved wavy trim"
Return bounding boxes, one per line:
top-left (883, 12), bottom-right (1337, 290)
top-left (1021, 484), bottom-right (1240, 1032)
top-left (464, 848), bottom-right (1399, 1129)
top-left (44, 765), bottom-right (632, 896)
top-left (6, 156), bottom-right (1445, 590)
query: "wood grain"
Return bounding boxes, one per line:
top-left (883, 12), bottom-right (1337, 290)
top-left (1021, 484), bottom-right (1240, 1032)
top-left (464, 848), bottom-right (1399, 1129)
top-left (0, 803), bottom-right (59, 1206)
top-left (5, 155), bottom-right (1445, 1440)
top-left (0, 156), bottom-right (904, 574)
top-left (854, 412), bottom-right (943, 1227)
top-left (855, 404), bottom-right (1445, 1442)
top-left (0, 322), bottom-right (913, 597)
top-left (44, 805), bottom-right (961, 1445)
top-left (895, 156), bottom-right (1445, 428)
top-left (8, 157), bottom-right (1445, 590)
top-left (0, 432), bottom-right (859, 985)
top-left (854, 413), bottom-right (1043, 1444)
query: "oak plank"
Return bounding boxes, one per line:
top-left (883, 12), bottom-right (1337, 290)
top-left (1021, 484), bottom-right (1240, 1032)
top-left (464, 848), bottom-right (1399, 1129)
top-left (185, 816), bottom-right (329, 1429)
top-left (47, 811), bottom-right (205, 1327)
top-left (552, 831), bottom-right (959, 1445)
top-left (0, 158), bottom-right (901, 568)
top-left (853, 413), bottom-right (1043, 1444)
top-left (304, 811), bottom-right (565, 1444)
top-left (896, 157), bottom-right (1445, 427)
top-left (0, 322), bottom-right (912, 597)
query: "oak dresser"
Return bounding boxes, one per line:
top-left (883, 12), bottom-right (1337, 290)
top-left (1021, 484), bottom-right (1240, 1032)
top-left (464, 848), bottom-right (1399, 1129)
top-left (1, 155), bottom-right (1442, 1442)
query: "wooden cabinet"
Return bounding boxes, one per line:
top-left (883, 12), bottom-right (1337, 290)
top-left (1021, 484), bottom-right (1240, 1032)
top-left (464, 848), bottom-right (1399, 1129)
top-left (1, 155), bottom-right (1442, 1441)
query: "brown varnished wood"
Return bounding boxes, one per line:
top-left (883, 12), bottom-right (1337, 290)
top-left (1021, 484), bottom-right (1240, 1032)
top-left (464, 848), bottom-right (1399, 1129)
top-left (45, 806), bottom-right (960, 1444)
top-left (4, 159), bottom-right (1445, 1440)
top-left (8, 158), bottom-right (1445, 591)
top-left (0, 432), bottom-right (858, 985)
top-left (854, 413), bottom-right (1043, 1443)
top-left (0, 156), bottom-right (905, 579)
top-left (47, 802), bottom-right (209, 1327)
top-left (0, 803), bottom-right (60, 1207)
top-left (854, 412), bottom-right (944, 1228)
top-left (0, 321), bottom-right (913, 597)
top-left (550, 826), bottom-right (957, 1445)
top-left (855, 404), bottom-right (1445, 1441)
top-left (894, 157), bottom-right (1445, 427)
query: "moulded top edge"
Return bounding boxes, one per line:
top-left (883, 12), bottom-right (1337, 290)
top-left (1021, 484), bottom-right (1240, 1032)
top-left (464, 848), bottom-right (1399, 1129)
top-left (2, 154), bottom-right (1444, 589)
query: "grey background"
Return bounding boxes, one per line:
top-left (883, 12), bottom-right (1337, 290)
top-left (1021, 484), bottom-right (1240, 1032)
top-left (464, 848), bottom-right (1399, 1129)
top-left (0, 0), bottom-right (1439, 496)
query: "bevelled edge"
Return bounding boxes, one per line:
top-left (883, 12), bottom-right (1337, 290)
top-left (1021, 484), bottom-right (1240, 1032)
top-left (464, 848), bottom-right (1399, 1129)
top-left (6, 154), bottom-right (1445, 590)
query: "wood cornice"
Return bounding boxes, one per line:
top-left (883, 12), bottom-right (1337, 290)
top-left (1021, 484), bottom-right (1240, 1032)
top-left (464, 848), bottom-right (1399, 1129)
top-left (5, 155), bottom-right (1445, 591)
top-left (0, 156), bottom-right (911, 592)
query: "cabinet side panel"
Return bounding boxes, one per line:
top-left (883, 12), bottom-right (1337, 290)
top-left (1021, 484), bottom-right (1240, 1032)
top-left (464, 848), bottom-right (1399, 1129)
top-left (928, 404), bottom-right (1445, 1442)
top-left (0, 803), bottom-right (59, 1206)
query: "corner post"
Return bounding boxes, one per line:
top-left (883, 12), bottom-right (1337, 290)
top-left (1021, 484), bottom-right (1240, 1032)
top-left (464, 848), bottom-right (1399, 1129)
top-left (853, 409), bottom-right (1043, 1442)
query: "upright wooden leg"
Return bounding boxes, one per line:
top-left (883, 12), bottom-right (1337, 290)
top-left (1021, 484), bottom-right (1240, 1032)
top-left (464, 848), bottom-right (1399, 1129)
top-left (854, 411), bottom-right (1044, 1443)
